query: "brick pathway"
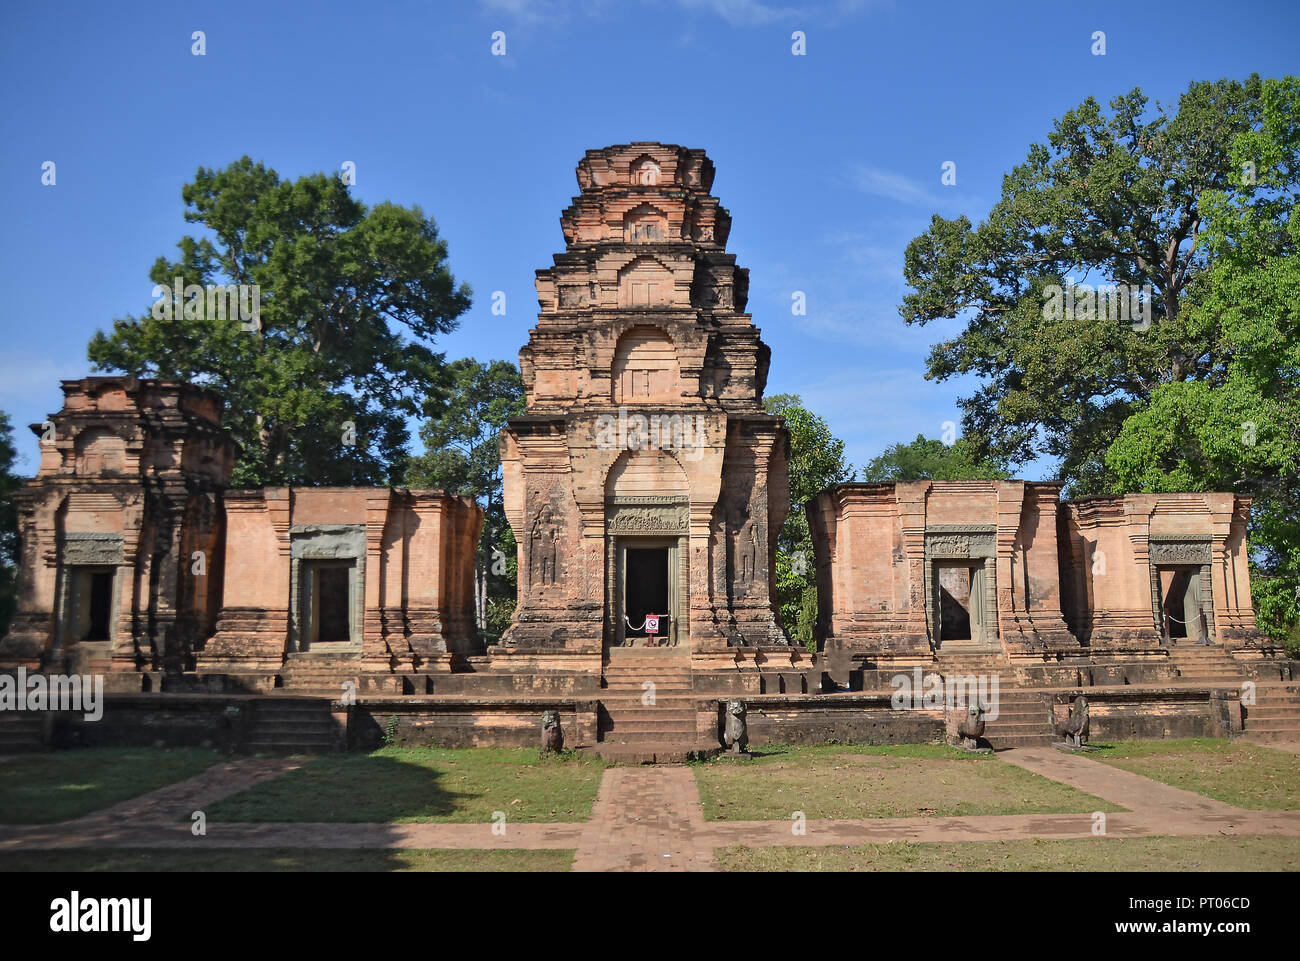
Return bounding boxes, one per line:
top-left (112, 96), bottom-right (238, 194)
top-left (3, 748), bottom-right (1299, 868)
top-left (572, 766), bottom-right (715, 871)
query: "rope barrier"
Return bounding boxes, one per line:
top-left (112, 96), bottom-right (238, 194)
top-left (624, 614), bottom-right (667, 633)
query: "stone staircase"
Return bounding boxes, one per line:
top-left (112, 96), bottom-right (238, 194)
top-left (1167, 647), bottom-right (1246, 687)
top-left (245, 698), bottom-right (345, 753)
top-left (0, 712), bottom-right (46, 753)
top-left (596, 650), bottom-right (705, 762)
top-left (981, 689), bottom-right (1055, 748)
top-left (1243, 683), bottom-right (1300, 742)
top-left (276, 653), bottom-right (360, 698)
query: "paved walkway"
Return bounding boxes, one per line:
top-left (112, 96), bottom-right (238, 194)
top-left (572, 766), bottom-right (715, 871)
top-left (3, 747), bottom-right (1299, 869)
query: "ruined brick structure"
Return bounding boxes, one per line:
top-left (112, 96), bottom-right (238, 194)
top-left (809, 482), bottom-right (1265, 676)
top-left (197, 486), bottom-right (481, 692)
top-left (0, 377), bottom-right (481, 694)
top-left (0, 378), bottom-right (235, 687)
top-left (497, 143), bottom-right (802, 702)
top-left (1, 145), bottom-right (1293, 757)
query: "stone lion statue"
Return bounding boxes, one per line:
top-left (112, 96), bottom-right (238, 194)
top-left (541, 710), bottom-right (563, 756)
top-left (1054, 695), bottom-right (1090, 748)
top-left (723, 699), bottom-right (748, 755)
top-left (957, 702), bottom-right (986, 750)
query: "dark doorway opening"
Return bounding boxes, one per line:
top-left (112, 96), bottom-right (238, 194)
top-left (1163, 569), bottom-right (1191, 639)
top-left (314, 565), bottom-right (351, 643)
top-left (625, 547), bottom-right (668, 639)
top-left (938, 566), bottom-right (972, 641)
top-left (84, 571), bottom-right (113, 641)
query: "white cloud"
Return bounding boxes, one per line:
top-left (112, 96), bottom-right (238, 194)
top-left (675, 0), bottom-right (800, 26)
top-left (849, 164), bottom-right (941, 207)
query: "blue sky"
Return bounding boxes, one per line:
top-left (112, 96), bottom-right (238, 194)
top-left (1, 0), bottom-right (1296, 478)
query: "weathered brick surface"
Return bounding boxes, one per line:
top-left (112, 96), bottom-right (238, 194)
top-left (498, 143), bottom-right (792, 668)
top-left (0, 377), bottom-right (234, 679)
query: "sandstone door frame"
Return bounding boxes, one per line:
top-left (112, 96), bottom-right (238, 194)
top-left (924, 525), bottom-right (999, 653)
top-left (610, 535), bottom-right (685, 649)
top-left (603, 496), bottom-right (690, 652)
top-left (1155, 563), bottom-right (1213, 645)
top-left (1148, 537), bottom-right (1215, 646)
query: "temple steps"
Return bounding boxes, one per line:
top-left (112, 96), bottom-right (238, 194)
top-left (979, 690), bottom-right (1054, 747)
top-left (245, 699), bottom-right (345, 753)
top-left (599, 660), bottom-right (696, 745)
top-left (276, 654), bottom-right (361, 698)
top-left (1167, 648), bottom-right (1247, 684)
top-left (1243, 684), bottom-right (1300, 741)
top-left (0, 713), bottom-right (45, 753)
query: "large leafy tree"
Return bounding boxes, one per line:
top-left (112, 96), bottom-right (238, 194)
top-left (901, 76), bottom-right (1266, 493)
top-left (861, 434), bottom-right (1011, 482)
top-left (1107, 77), bottom-right (1300, 653)
top-left (765, 394), bottom-right (854, 650)
top-left (406, 359), bottom-right (525, 639)
top-left (89, 157), bottom-right (472, 486)
top-left (0, 412), bottom-right (21, 637)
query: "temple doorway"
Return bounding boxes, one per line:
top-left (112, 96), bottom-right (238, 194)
top-left (614, 537), bottom-right (680, 648)
top-left (1160, 565), bottom-right (1208, 644)
top-left (934, 561), bottom-right (990, 649)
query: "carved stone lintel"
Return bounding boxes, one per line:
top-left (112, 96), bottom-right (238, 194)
top-left (606, 504), bottom-right (687, 535)
top-left (60, 532), bottom-right (124, 566)
top-left (1149, 539), bottom-right (1211, 565)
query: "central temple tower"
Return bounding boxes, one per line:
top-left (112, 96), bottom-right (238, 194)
top-left (499, 143), bottom-right (793, 682)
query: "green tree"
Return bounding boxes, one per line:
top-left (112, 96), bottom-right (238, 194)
top-left (0, 412), bottom-right (21, 636)
top-left (1106, 77), bottom-right (1300, 653)
top-left (764, 394), bottom-right (854, 651)
top-left (861, 434), bottom-right (1011, 482)
top-left (406, 358), bottom-right (525, 640)
top-left (901, 76), bottom-right (1267, 493)
top-left (88, 157), bottom-right (471, 487)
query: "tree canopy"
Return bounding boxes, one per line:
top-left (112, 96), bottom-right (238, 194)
top-left (902, 74), bottom-right (1300, 651)
top-left (1105, 77), bottom-right (1300, 651)
top-left (765, 394), bottom-right (854, 650)
top-left (0, 412), bottom-right (21, 637)
top-left (861, 434), bottom-right (1011, 482)
top-left (901, 76), bottom-right (1269, 492)
top-left (88, 157), bottom-right (471, 487)
top-left (407, 358), bottom-right (525, 638)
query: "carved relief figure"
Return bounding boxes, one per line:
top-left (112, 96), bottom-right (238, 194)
top-left (531, 506), bottom-right (559, 586)
top-left (729, 503), bottom-right (757, 588)
top-left (632, 158), bottom-right (660, 185)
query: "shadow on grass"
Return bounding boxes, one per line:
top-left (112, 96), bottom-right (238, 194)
top-left (0, 847), bottom-right (574, 873)
top-left (207, 747), bottom-right (604, 824)
top-left (0, 748), bottom-right (221, 825)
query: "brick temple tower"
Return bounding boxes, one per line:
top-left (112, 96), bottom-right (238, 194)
top-left (0, 377), bottom-right (236, 685)
top-left (498, 143), bottom-right (802, 700)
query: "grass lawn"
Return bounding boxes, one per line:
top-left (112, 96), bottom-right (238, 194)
top-left (208, 747), bottom-right (606, 823)
top-left (716, 835), bottom-right (1300, 871)
top-left (0, 848), bottom-right (572, 872)
top-left (0, 748), bottom-right (222, 825)
top-left (1091, 739), bottom-right (1300, 809)
top-left (692, 744), bottom-right (1122, 820)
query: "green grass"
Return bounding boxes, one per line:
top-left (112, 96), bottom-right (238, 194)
top-left (716, 835), bottom-right (1300, 871)
top-left (0, 848), bottom-right (573, 872)
top-left (0, 748), bottom-right (222, 825)
top-left (692, 743), bottom-right (1122, 820)
top-left (1090, 739), bottom-right (1300, 809)
top-left (208, 747), bottom-right (606, 823)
